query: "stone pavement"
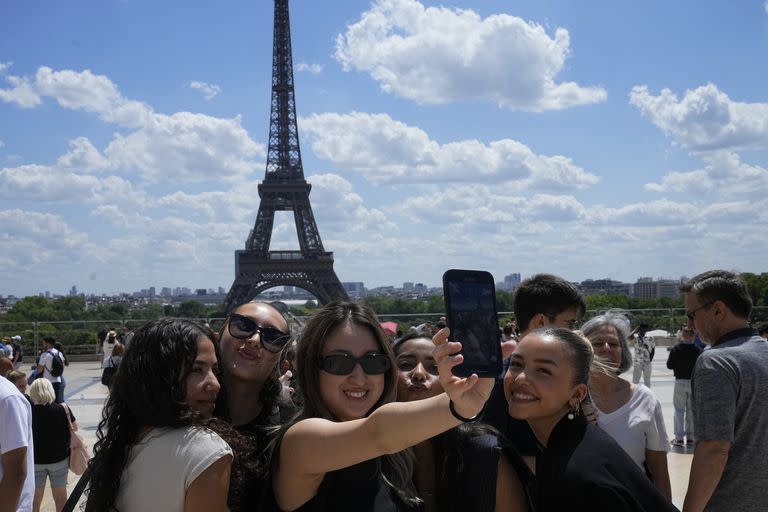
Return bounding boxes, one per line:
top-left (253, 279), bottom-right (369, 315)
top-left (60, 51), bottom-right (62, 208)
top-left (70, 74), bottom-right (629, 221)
top-left (37, 355), bottom-right (692, 510)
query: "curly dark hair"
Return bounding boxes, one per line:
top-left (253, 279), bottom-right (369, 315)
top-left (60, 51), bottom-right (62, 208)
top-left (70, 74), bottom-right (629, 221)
top-left (83, 318), bottom-right (216, 512)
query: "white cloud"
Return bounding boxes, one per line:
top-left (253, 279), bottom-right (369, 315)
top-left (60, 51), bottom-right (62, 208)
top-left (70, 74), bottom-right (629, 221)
top-left (765, 0), bottom-right (768, 14)
top-left (56, 137), bottom-right (111, 172)
top-left (629, 83), bottom-right (768, 152)
top-left (0, 140), bottom-right (4, 149)
top-left (104, 112), bottom-right (263, 181)
top-left (645, 151), bottom-right (768, 195)
top-left (309, 173), bottom-right (395, 233)
top-left (295, 63), bottom-right (323, 74)
top-left (300, 111), bottom-right (598, 189)
top-left (334, 0), bottom-right (606, 111)
top-left (189, 80), bottom-right (221, 100)
top-left (0, 164), bottom-right (140, 203)
top-left (0, 62), bottom-right (11, 74)
top-left (0, 74), bottom-right (41, 108)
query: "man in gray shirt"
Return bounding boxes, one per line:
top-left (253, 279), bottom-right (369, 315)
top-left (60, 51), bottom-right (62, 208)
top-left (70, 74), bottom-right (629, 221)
top-left (681, 270), bottom-right (768, 512)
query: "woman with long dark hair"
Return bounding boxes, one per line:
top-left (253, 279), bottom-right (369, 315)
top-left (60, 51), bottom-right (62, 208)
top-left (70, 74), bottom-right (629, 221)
top-left (83, 318), bottom-right (232, 512)
top-left (393, 330), bottom-right (531, 512)
top-left (270, 301), bottom-right (494, 511)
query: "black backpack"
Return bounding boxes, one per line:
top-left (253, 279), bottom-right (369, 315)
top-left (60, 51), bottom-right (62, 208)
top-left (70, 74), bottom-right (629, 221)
top-left (47, 350), bottom-right (65, 377)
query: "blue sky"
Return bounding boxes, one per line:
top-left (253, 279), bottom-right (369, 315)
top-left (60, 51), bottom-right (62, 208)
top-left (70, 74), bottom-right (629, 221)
top-left (2, 0), bottom-right (768, 297)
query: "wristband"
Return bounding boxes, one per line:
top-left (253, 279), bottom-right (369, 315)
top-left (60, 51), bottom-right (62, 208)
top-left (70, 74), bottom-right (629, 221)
top-left (449, 400), bottom-right (483, 423)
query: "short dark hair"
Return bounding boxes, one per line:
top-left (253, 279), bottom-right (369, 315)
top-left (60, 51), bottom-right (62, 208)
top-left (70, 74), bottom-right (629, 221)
top-left (757, 323), bottom-right (768, 336)
top-left (513, 274), bottom-right (586, 332)
top-left (42, 336), bottom-right (56, 346)
top-left (680, 270), bottom-right (753, 319)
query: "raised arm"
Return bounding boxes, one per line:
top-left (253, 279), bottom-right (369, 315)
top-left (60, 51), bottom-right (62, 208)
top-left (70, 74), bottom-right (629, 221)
top-left (274, 329), bottom-right (494, 509)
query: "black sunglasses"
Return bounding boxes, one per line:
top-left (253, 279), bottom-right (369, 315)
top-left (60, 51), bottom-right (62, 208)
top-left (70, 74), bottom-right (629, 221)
top-left (318, 353), bottom-right (391, 376)
top-left (227, 313), bottom-right (291, 353)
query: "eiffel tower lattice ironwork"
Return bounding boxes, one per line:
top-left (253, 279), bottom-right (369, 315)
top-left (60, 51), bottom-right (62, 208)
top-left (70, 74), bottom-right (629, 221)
top-left (225, 0), bottom-right (347, 310)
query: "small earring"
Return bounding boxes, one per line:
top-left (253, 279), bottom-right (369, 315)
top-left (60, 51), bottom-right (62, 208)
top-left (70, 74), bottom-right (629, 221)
top-left (568, 412), bottom-right (575, 420)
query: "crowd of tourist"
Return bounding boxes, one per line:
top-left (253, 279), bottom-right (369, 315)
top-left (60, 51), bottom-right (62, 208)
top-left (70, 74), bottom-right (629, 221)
top-left (2, 269), bottom-right (768, 512)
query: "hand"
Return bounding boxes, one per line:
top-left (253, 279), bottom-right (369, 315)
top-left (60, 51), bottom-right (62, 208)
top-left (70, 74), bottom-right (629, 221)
top-left (432, 328), bottom-right (494, 419)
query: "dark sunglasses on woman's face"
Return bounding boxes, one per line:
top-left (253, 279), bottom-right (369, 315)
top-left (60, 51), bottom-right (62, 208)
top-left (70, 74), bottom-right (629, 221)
top-left (227, 313), bottom-right (291, 353)
top-left (318, 353), bottom-right (391, 375)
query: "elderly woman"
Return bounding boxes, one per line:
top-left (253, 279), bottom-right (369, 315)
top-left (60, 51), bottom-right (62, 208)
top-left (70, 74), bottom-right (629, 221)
top-left (581, 312), bottom-right (671, 500)
top-left (28, 378), bottom-right (77, 512)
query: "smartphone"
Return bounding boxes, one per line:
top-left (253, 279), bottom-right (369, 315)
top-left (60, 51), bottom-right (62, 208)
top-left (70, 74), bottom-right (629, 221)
top-left (442, 269), bottom-right (502, 378)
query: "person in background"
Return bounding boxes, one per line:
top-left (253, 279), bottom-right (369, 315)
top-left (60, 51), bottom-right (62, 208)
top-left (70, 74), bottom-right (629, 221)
top-left (28, 379), bottom-right (76, 512)
top-left (666, 327), bottom-right (702, 447)
top-left (5, 371), bottom-right (28, 396)
top-left (1, 371), bottom-right (35, 512)
top-left (631, 324), bottom-right (655, 388)
top-left (11, 336), bottom-right (23, 370)
top-left (757, 322), bottom-right (768, 340)
top-left (83, 318), bottom-right (232, 512)
top-left (35, 338), bottom-right (63, 404)
top-left (581, 312), bottom-right (671, 500)
top-left (681, 270), bottom-right (768, 512)
top-left (51, 343), bottom-right (68, 405)
top-left (505, 328), bottom-right (677, 511)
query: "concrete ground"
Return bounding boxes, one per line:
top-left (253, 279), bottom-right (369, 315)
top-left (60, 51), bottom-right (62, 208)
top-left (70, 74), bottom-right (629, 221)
top-left (37, 355), bottom-right (692, 511)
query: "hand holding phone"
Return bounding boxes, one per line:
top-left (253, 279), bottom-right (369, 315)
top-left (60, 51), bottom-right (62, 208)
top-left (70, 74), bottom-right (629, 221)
top-left (442, 269), bottom-right (502, 378)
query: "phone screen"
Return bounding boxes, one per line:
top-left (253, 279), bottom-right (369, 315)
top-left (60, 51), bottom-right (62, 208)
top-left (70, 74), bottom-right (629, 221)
top-left (443, 270), bottom-right (502, 378)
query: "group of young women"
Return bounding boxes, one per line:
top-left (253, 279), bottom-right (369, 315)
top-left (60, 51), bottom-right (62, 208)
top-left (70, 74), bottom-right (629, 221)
top-left (78, 300), bottom-right (678, 511)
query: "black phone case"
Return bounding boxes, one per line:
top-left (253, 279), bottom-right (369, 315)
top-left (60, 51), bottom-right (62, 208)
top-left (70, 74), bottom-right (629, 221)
top-left (442, 269), bottom-right (503, 378)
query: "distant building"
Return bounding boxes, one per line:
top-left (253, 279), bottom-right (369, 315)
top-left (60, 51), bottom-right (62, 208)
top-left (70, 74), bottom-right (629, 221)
top-left (161, 287), bottom-right (172, 296)
top-left (69, 285), bottom-right (78, 296)
top-left (657, 279), bottom-right (680, 299)
top-left (342, 282), bottom-right (366, 298)
top-left (633, 277), bottom-right (681, 299)
top-left (503, 273), bottom-right (522, 291)
top-left (403, 282), bottom-right (414, 291)
top-left (579, 279), bottom-right (631, 296)
top-left (634, 277), bottom-right (657, 299)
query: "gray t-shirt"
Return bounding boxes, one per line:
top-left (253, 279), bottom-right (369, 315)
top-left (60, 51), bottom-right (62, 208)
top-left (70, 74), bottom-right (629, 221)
top-left (691, 329), bottom-right (768, 511)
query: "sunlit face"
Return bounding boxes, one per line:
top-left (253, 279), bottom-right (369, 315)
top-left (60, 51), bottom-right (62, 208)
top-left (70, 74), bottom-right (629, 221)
top-left (586, 324), bottom-right (622, 368)
top-left (219, 302), bottom-right (287, 384)
top-left (684, 293), bottom-right (716, 345)
top-left (319, 322), bottom-right (386, 421)
top-left (395, 337), bottom-right (442, 402)
top-left (14, 377), bottom-right (27, 394)
top-left (503, 333), bottom-right (585, 437)
top-left (184, 336), bottom-right (221, 418)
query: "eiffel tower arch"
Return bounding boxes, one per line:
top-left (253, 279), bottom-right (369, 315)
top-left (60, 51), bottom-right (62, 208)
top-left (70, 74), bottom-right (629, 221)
top-left (225, 0), bottom-right (347, 311)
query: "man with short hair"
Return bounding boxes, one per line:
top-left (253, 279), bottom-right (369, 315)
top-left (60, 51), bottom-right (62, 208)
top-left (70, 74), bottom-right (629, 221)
top-left (10, 336), bottom-right (23, 370)
top-left (35, 337), bottom-right (63, 404)
top-left (482, 274), bottom-right (586, 459)
top-left (666, 327), bottom-right (701, 447)
top-left (681, 270), bottom-right (768, 512)
top-left (0, 372), bottom-right (35, 511)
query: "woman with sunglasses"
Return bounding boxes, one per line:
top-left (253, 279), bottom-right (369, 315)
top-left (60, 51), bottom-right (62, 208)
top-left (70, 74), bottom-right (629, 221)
top-left (213, 301), bottom-right (294, 510)
top-left (504, 328), bottom-right (677, 511)
top-left (270, 301), bottom-right (494, 511)
top-left (84, 318), bottom-right (232, 512)
top-left (393, 330), bottom-right (531, 512)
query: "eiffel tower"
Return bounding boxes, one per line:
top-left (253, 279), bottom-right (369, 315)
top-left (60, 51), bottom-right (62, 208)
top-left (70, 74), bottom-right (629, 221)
top-left (224, 0), bottom-right (347, 311)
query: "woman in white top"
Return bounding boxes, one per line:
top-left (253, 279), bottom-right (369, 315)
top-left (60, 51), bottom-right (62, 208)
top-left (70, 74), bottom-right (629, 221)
top-left (581, 312), bottom-right (671, 500)
top-left (83, 318), bottom-right (233, 512)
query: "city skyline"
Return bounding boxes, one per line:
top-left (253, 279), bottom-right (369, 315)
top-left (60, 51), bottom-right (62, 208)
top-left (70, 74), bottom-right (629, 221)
top-left (2, 1), bottom-right (768, 297)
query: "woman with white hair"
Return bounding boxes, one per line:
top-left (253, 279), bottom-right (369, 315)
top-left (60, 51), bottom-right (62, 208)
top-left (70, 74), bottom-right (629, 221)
top-left (28, 378), bottom-right (77, 512)
top-left (581, 311), bottom-right (671, 500)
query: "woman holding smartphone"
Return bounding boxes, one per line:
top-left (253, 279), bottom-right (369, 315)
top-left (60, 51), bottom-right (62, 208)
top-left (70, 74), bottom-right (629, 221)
top-left (271, 301), bottom-right (494, 511)
top-left (394, 330), bottom-right (531, 512)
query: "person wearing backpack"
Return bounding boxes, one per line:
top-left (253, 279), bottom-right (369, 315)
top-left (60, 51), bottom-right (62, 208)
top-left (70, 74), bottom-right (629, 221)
top-left (36, 337), bottom-right (64, 404)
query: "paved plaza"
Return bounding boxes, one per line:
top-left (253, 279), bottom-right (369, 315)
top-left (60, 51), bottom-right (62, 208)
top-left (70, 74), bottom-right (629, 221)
top-left (36, 354), bottom-right (692, 510)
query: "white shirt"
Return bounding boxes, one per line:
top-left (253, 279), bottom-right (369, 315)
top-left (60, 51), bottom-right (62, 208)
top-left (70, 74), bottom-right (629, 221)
top-left (38, 348), bottom-right (62, 383)
top-left (594, 384), bottom-right (669, 468)
top-left (0, 377), bottom-right (35, 512)
top-left (115, 426), bottom-right (232, 512)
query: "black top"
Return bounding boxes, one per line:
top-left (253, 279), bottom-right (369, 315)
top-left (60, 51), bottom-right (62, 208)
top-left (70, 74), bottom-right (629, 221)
top-left (536, 414), bottom-right (678, 512)
top-left (294, 458), bottom-right (417, 512)
top-left (666, 343), bottom-right (702, 379)
top-left (433, 427), bottom-right (535, 512)
top-left (31, 403), bottom-right (75, 464)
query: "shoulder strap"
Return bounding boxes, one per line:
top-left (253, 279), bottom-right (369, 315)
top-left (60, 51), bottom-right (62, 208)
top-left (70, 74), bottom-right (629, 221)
top-left (61, 403), bottom-right (75, 431)
top-left (62, 466), bottom-right (92, 512)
